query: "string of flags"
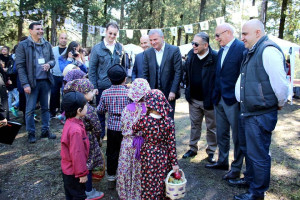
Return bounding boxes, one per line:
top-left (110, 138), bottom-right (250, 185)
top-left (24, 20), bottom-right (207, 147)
top-left (1, 6), bottom-right (225, 38)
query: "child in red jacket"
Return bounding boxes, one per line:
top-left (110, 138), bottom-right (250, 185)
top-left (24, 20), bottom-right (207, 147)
top-left (61, 91), bottom-right (89, 200)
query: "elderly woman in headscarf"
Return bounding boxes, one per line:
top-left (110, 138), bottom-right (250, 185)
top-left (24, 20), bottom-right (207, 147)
top-left (132, 89), bottom-right (179, 200)
top-left (116, 78), bottom-right (150, 200)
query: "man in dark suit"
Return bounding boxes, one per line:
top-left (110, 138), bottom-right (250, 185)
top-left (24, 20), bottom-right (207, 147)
top-left (143, 29), bottom-right (182, 119)
top-left (205, 23), bottom-right (245, 181)
top-left (132, 35), bottom-right (150, 81)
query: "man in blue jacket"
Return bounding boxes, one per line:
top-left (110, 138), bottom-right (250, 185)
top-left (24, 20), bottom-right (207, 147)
top-left (205, 23), bottom-right (245, 181)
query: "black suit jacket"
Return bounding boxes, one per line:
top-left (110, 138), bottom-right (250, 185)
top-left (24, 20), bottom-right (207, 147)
top-left (143, 43), bottom-right (182, 99)
top-left (132, 52), bottom-right (144, 81)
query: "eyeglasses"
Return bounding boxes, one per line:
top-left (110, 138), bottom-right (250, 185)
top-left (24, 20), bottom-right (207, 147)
top-left (191, 41), bottom-right (200, 47)
top-left (215, 30), bottom-right (228, 38)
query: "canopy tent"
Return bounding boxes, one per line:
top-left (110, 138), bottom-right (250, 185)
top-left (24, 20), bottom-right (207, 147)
top-left (179, 43), bottom-right (193, 56)
top-left (123, 44), bottom-right (143, 55)
top-left (268, 34), bottom-right (300, 103)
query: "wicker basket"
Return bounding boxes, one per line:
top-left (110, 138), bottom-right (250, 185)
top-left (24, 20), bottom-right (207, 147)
top-left (165, 169), bottom-right (187, 199)
top-left (92, 150), bottom-right (106, 182)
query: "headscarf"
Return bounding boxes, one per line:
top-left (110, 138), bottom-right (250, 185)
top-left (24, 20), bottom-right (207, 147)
top-left (63, 69), bottom-right (86, 83)
top-left (63, 64), bottom-right (78, 76)
top-left (63, 79), bottom-right (94, 94)
top-left (144, 89), bottom-right (173, 119)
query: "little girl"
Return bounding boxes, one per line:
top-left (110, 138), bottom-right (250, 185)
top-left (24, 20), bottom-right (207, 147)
top-left (64, 79), bottom-right (104, 200)
top-left (132, 89), bottom-right (179, 200)
top-left (116, 78), bottom-right (150, 200)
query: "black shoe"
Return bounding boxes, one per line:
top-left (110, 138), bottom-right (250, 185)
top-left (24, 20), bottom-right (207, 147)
top-left (228, 178), bottom-right (250, 188)
top-left (234, 192), bottom-right (264, 200)
top-left (182, 150), bottom-right (197, 158)
top-left (205, 162), bottom-right (229, 170)
top-left (41, 130), bottom-right (56, 139)
top-left (207, 154), bottom-right (216, 163)
top-left (28, 133), bottom-right (36, 143)
top-left (222, 170), bottom-right (240, 180)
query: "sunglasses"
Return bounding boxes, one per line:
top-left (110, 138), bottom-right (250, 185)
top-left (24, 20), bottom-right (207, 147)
top-left (191, 41), bottom-right (200, 47)
top-left (215, 30), bottom-right (228, 38)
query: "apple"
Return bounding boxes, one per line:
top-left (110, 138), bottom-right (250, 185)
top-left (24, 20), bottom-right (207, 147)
top-left (173, 171), bottom-right (181, 180)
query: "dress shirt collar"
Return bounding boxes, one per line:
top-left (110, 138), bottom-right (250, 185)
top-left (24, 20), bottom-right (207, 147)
top-left (154, 42), bottom-right (165, 53)
top-left (104, 39), bottom-right (116, 47)
top-left (197, 48), bottom-right (209, 60)
top-left (222, 38), bottom-right (235, 50)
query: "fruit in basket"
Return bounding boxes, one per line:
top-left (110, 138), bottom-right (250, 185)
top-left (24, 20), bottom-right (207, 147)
top-left (173, 171), bottom-right (181, 180)
top-left (168, 176), bottom-right (175, 183)
top-left (172, 178), bottom-right (183, 184)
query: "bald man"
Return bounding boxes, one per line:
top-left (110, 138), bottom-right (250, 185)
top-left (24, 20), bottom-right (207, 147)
top-left (230, 19), bottom-right (288, 200)
top-left (206, 23), bottom-right (246, 181)
top-left (50, 33), bottom-right (68, 117)
top-left (131, 35), bottom-right (150, 81)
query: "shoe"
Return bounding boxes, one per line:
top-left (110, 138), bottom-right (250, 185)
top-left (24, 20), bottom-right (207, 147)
top-left (107, 175), bottom-right (116, 181)
top-left (228, 178), bottom-right (250, 188)
top-left (182, 150), bottom-right (197, 158)
top-left (34, 114), bottom-right (40, 122)
top-left (205, 162), bottom-right (229, 170)
top-left (28, 133), bottom-right (36, 143)
top-left (222, 170), bottom-right (240, 180)
top-left (85, 188), bottom-right (104, 199)
top-left (41, 130), bottom-right (56, 139)
top-left (234, 192), bottom-right (264, 200)
top-left (207, 154), bottom-right (216, 163)
top-left (10, 107), bottom-right (19, 117)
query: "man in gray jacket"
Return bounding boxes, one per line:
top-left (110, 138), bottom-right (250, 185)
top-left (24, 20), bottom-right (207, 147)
top-left (16, 22), bottom-right (56, 143)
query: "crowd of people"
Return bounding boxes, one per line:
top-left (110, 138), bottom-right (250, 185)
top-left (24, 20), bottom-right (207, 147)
top-left (0, 18), bottom-right (289, 200)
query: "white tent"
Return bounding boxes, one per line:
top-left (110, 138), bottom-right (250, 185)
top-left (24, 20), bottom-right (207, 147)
top-left (123, 44), bottom-right (143, 55)
top-left (268, 34), bottom-right (300, 103)
top-left (179, 43), bottom-right (193, 56)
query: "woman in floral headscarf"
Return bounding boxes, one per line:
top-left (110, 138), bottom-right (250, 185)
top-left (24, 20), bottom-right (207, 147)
top-left (132, 89), bottom-right (179, 200)
top-left (63, 79), bottom-right (104, 199)
top-left (116, 78), bottom-right (150, 200)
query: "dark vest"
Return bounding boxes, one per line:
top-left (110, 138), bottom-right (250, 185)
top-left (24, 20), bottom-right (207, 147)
top-left (240, 35), bottom-right (285, 116)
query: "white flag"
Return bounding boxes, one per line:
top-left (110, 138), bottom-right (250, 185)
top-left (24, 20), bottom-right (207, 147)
top-left (28, 10), bottom-right (32, 15)
top-left (88, 25), bottom-right (95, 34)
top-left (33, 9), bottom-right (38, 14)
top-left (22, 11), bottom-right (26, 16)
top-left (9, 12), bottom-right (14, 17)
top-left (184, 24), bottom-right (193, 34)
top-left (2, 12), bottom-right (7, 17)
top-left (170, 27), bottom-right (177, 36)
top-left (140, 29), bottom-right (148, 36)
top-left (216, 17), bottom-right (225, 26)
top-left (100, 27), bottom-right (106, 36)
top-left (126, 30), bottom-right (133, 39)
top-left (200, 21), bottom-right (209, 30)
top-left (76, 23), bottom-right (83, 31)
top-left (57, 16), bottom-right (61, 22)
top-left (16, 11), bottom-right (20, 16)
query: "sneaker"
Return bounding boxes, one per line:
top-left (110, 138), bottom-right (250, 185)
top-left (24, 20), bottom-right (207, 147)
top-left (34, 114), bottom-right (40, 122)
top-left (28, 133), bottom-right (36, 143)
top-left (41, 130), bottom-right (57, 139)
top-left (107, 175), bottom-right (116, 181)
top-left (10, 107), bottom-right (19, 117)
top-left (85, 188), bottom-right (104, 200)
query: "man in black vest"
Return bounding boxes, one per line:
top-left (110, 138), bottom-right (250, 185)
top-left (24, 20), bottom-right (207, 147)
top-left (182, 32), bottom-right (217, 163)
top-left (232, 19), bottom-right (288, 200)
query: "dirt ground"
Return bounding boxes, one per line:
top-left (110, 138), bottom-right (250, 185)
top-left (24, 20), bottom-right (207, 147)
top-left (0, 96), bottom-right (299, 200)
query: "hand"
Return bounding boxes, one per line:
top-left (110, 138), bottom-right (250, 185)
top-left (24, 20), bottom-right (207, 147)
top-left (42, 63), bottom-right (50, 71)
top-left (7, 80), bottom-right (12, 85)
top-left (93, 89), bottom-right (99, 95)
top-left (24, 86), bottom-right (31, 94)
top-left (172, 165), bottom-right (179, 173)
top-left (79, 175), bottom-right (88, 183)
top-left (3, 67), bottom-right (8, 72)
top-left (168, 92), bottom-right (176, 101)
top-left (0, 118), bottom-right (8, 128)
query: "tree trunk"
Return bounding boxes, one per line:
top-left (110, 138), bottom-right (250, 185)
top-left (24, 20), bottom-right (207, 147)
top-left (17, 0), bottom-right (25, 41)
top-left (199, 0), bottom-right (206, 22)
top-left (50, 12), bottom-right (57, 46)
top-left (177, 14), bottom-right (183, 46)
top-left (120, 0), bottom-right (125, 43)
top-left (185, 34), bottom-right (189, 44)
top-left (260, 0), bottom-right (268, 27)
top-left (278, 0), bottom-right (288, 39)
top-left (82, 5), bottom-right (89, 48)
top-left (160, 0), bottom-right (165, 28)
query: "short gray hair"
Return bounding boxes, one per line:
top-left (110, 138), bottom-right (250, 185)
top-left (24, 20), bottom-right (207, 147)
top-left (148, 29), bottom-right (164, 37)
top-left (195, 32), bottom-right (210, 44)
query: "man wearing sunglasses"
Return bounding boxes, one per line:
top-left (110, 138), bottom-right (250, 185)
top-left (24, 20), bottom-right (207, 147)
top-left (182, 32), bottom-right (218, 163)
top-left (205, 23), bottom-right (246, 181)
top-left (143, 29), bottom-right (182, 119)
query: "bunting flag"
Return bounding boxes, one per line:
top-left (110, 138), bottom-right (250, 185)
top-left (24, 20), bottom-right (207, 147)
top-left (15, 11), bottom-right (20, 16)
top-left (216, 17), bottom-right (225, 26)
top-left (100, 27), bottom-right (106, 36)
top-left (170, 27), bottom-right (177, 36)
top-left (88, 25), bottom-right (95, 34)
top-left (22, 11), bottom-right (26, 16)
top-left (28, 10), bottom-right (32, 15)
top-left (76, 23), bottom-right (83, 31)
top-left (200, 21), bottom-right (209, 30)
top-left (57, 16), bottom-right (61, 22)
top-left (126, 30), bottom-right (133, 39)
top-left (9, 12), bottom-right (14, 17)
top-left (184, 24), bottom-right (193, 34)
top-left (140, 29), bottom-right (148, 36)
top-left (33, 9), bottom-right (38, 14)
top-left (2, 11), bottom-right (7, 17)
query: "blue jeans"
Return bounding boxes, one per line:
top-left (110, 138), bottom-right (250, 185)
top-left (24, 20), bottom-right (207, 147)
top-left (8, 88), bottom-right (19, 109)
top-left (243, 110), bottom-right (277, 197)
top-left (25, 80), bottom-right (51, 134)
top-left (50, 75), bottom-right (63, 116)
top-left (96, 89), bottom-right (106, 139)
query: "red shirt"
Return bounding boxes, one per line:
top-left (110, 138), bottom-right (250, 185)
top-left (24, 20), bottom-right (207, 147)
top-left (61, 117), bottom-right (90, 178)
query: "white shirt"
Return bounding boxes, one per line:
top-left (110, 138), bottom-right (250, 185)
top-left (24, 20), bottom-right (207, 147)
top-left (154, 42), bottom-right (165, 66)
top-left (221, 38), bottom-right (235, 67)
top-left (104, 39), bottom-right (115, 54)
top-left (197, 48), bottom-right (209, 60)
top-left (235, 46), bottom-right (289, 107)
